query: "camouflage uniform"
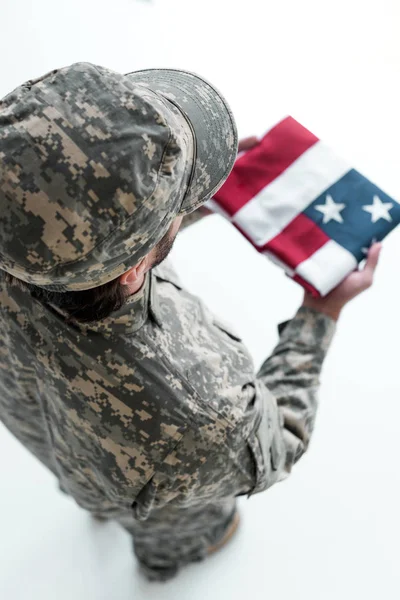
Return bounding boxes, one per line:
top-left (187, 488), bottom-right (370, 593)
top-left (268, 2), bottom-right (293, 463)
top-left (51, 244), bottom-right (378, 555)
top-left (0, 63), bottom-right (336, 581)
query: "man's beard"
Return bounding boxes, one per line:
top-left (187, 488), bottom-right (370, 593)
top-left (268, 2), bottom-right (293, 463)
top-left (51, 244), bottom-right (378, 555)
top-left (151, 227), bottom-right (177, 270)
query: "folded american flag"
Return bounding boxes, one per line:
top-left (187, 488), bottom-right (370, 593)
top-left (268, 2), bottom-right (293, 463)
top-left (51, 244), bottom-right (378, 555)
top-left (209, 116), bottom-right (400, 296)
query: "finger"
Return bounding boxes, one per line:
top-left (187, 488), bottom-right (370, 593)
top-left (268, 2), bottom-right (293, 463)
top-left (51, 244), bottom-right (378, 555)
top-left (364, 243), bottom-right (382, 277)
top-left (238, 136), bottom-right (259, 153)
top-left (358, 243), bottom-right (382, 288)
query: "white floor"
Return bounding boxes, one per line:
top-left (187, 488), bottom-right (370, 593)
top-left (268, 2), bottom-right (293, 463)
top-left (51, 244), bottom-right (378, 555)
top-left (1, 0), bottom-right (400, 598)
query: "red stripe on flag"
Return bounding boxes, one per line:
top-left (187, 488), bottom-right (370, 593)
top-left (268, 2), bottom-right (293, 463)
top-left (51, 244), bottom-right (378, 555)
top-left (263, 213), bottom-right (329, 269)
top-left (234, 214), bottom-right (323, 297)
top-left (213, 116), bottom-right (319, 216)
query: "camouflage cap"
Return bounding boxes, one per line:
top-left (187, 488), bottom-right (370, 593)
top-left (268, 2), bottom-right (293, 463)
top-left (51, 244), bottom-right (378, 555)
top-left (0, 62), bottom-right (237, 291)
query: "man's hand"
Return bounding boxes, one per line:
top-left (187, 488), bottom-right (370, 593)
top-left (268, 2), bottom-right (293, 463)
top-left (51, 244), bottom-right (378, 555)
top-left (302, 243), bottom-right (382, 321)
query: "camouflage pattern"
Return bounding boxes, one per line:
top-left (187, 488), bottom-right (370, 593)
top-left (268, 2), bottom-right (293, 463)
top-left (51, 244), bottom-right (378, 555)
top-left (0, 62), bottom-right (335, 581)
top-left (0, 63), bottom-right (237, 291)
top-left (0, 253), bottom-right (335, 580)
top-left (117, 497), bottom-right (237, 581)
top-left (127, 69), bottom-right (238, 215)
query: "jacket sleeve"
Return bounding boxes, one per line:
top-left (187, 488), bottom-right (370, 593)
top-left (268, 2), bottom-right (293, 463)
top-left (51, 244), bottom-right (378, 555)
top-left (148, 306), bottom-right (336, 510)
top-left (179, 206), bottom-right (212, 231)
top-left (248, 306), bottom-right (336, 492)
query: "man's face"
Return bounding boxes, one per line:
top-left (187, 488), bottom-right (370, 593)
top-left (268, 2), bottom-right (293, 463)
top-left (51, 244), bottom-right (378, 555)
top-left (148, 216), bottom-right (183, 270)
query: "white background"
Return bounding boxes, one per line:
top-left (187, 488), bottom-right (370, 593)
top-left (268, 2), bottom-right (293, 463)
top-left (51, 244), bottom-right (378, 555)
top-left (1, 0), bottom-right (400, 598)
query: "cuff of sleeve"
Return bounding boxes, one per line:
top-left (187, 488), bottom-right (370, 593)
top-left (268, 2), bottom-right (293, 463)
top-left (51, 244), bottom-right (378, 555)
top-left (278, 307), bottom-right (336, 354)
top-left (180, 206), bottom-right (211, 231)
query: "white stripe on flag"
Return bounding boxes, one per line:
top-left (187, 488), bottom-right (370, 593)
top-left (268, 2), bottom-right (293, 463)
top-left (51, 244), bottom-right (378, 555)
top-left (295, 240), bottom-right (357, 296)
top-left (232, 141), bottom-right (351, 247)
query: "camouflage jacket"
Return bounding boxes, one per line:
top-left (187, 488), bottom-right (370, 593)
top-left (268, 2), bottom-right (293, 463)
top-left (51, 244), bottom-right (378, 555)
top-left (0, 237), bottom-right (335, 521)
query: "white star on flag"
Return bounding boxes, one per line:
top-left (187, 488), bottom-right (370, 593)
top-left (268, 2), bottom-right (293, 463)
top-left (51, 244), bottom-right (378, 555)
top-left (362, 195), bottom-right (393, 223)
top-left (315, 195), bottom-right (346, 224)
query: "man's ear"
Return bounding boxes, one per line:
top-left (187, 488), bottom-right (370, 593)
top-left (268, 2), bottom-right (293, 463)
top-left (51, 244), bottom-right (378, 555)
top-left (119, 257), bottom-right (147, 286)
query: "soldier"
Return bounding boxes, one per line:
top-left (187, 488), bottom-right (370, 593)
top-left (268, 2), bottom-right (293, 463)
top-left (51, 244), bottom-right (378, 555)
top-left (0, 63), bottom-right (380, 581)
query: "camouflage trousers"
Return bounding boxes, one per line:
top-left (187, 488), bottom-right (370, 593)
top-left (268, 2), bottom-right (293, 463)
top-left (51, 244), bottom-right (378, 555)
top-left (58, 476), bottom-right (237, 582)
top-left (115, 498), bottom-right (237, 582)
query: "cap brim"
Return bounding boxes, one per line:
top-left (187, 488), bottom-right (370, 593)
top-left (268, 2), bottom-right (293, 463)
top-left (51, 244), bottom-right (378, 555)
top-left (125, 69), bottom-right (238, 215)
